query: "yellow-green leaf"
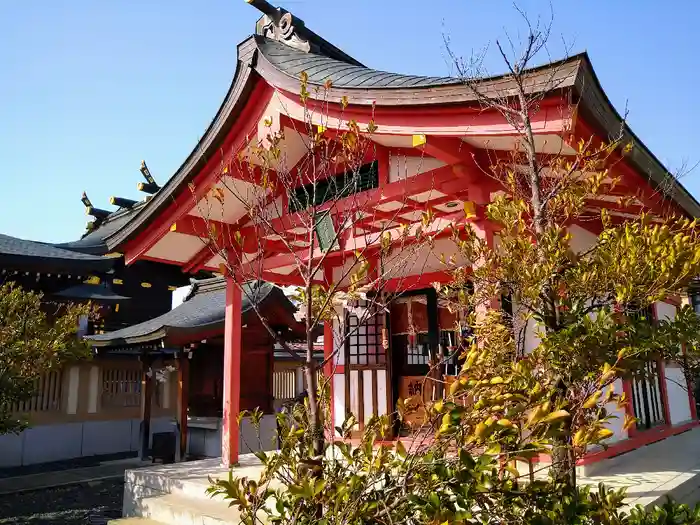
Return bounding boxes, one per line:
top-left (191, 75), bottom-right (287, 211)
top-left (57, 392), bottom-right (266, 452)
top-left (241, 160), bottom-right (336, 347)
top-left (540, 409), bottom-right (570, 424)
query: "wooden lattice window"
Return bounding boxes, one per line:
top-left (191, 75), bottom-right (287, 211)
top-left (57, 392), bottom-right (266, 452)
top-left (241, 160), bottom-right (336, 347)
top-left (101, 368), bottom-right (141, 408)
top-left (345, 300), bottom-right (385, 366)
top-left (290, 161), bottom-right (379, 212)
top-left (11, 371), bottom-right (63, 413)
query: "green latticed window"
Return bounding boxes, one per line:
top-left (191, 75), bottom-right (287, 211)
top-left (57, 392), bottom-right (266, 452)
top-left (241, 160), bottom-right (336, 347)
top-left (289, 161), bottom-right (378, 213)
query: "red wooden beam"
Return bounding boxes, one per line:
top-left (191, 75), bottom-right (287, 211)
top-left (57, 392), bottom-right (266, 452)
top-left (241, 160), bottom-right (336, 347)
top-left (170, 215), bottom-right (229, 239)
top-left (259, 271), bottom-right (305, 287)
top-left (412, 135), bottom-right (478, 166)
top-left (124, 82), bottom-right (273, 265)
top-left (244, 208), bottom-right (471, 274)
top-left (183, 243), bottom-right (215, 274)
top-left (569, 117), bottom-right (684, 218)
top-left (235, 164), bottom-right (465, 241)
top-left (277, 89), bottom-right (571, 133)
top-left (584, 199), bottom-right (646, 216)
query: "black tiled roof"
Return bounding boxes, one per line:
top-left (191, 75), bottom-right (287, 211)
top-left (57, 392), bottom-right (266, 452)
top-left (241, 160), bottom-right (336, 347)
top-left (54, 283), bottom-right (130, 302)
top-left (258, 38), bottom-right (460, 89)
top-left (88, 279), bottom-right (282, 346)
top-left (55, 204), bottom-right (144, 255)
top-left (0, 233), bottom-right (114, 274)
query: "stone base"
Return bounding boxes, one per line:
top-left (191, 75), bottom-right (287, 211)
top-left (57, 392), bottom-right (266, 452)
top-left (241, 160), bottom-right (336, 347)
top-left (123, 455), bottom-right (265, 524)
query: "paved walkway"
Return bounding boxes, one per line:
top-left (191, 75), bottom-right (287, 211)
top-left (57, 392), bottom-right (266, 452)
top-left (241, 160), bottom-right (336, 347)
top-left (579, 426), bottom-right (700, 509)
top-left (0, 458), bottom-right (148, 496)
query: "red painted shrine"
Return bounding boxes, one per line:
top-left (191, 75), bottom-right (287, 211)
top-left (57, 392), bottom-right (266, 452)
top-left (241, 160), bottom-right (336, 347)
top-left (96, 0), bottom-right (700, 467)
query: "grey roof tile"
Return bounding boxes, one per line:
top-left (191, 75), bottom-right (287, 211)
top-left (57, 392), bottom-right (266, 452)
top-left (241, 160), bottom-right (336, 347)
top-left (258, 39), bottom-right (460, 89)
top-left (55, 204), bottom-right (144, 255)
top-left (0, 233), bottom-right (114, 274)
top-left (88, 280), bottom-right (278, 345)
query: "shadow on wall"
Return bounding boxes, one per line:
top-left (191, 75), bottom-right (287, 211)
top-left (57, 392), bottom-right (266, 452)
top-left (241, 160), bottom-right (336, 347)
top-left (188, 415), bottom-right (279, 458)
top-left (0, 417), bottom-right (175, 468)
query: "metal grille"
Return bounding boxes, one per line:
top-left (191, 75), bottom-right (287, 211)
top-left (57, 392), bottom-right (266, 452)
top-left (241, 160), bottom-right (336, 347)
top-left (101, 368), bottom-right (141, 408)
top-left (439, 330), bottom-right (461, 377)
top-left (632, 361), bottom-right (665, 430)
top-left (346, 300), bottom-right (385, 366)
top-left (10, 371), bottom-right (63, 413)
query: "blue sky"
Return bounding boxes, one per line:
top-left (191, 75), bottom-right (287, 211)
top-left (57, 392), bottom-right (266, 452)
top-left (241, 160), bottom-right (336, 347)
top-left (1, 0), bottom-right (698, 242)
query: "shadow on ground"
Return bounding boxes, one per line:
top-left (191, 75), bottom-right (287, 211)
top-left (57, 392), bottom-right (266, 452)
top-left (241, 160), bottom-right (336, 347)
top-left (0, 479), bottom-right (123, 525)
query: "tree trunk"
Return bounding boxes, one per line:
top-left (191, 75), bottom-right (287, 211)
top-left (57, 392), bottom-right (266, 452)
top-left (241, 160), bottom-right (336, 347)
top-left (516, 93), bottom-right (576, 490)
top-left (551, 382), bottom-right (576, 489)
top-left (305, 287), bottom-right (324, 458)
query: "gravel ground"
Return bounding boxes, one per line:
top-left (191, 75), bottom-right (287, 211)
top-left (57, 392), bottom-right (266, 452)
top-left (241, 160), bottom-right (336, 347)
top-left (0, 479), bottom-right (124, 525)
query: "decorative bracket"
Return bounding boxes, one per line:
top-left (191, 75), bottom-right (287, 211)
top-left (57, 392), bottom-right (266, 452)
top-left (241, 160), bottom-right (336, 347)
top-left (248, 0), bottom-right (311, 53)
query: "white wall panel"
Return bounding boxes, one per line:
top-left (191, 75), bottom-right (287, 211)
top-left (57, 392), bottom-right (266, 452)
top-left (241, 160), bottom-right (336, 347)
top-left (377, 370), bottom-right (388, 417)
top-left (349, 370), bottom-right (359, 430)
top-left (603, 379), bottom-right (627, 443)
top-left (363, 370), bottom-right (374, 425)
top-left (333, 374), bottom-right (345, 432)
top-left (666, 365), bottom-right (692, 425)
top-left (655, 301), bottom-right (677, 322)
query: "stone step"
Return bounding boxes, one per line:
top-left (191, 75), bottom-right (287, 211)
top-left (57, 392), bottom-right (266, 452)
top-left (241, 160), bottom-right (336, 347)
top-left (140, 493), bottom-right (247, 525)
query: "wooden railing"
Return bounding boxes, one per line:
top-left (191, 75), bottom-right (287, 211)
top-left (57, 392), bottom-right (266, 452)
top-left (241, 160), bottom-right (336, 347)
top-left (273, 368), bottom-right (325, 402)
top-left (273, 369), bottom-right (297, 401)
top-left (11, 371), bottom-right (63, 413)
top-left (101, 368), bottom-right (141, 408)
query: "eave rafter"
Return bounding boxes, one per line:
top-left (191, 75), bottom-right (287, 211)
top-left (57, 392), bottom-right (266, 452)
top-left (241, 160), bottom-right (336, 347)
top-left (569, 118), bottom-right (686, 219)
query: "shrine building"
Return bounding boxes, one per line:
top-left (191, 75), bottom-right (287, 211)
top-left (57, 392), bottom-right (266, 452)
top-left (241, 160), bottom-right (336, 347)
top-left (90, 0), bottom-right (700, 470)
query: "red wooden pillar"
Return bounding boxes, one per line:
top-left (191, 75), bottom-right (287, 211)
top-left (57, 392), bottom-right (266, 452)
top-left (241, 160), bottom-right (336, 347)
top-left (177, 350), bottom-right (190, 462)
top-left (222, 276), bottom-right (243, 468)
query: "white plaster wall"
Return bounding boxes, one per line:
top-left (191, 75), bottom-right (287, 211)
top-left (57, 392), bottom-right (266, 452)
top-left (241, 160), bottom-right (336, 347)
top-left (333, 374), bottom-right (345, 433)
top-left (522, 319), bottom-right (542, 355)
top-left (383, 237), bottom-right (466, 281)
top-left (332, 319), bottom-right (344, 366)
top-left (171, 285), bottom-right (192, 309)
top-left (655, 301), bottom-right (677, 322)
top-left (0, 417), bottom-right (174, 468)
top-left (377, 370), bottom-right (388, 417)
top-left (603, 379), bottom-right (627, 443)
top-left (653, 303), bottom-right (692, 425)
top-left (333, 258), bottom-right (368, 289)
top-left (349, 370), bottom-right (359, 430)
top-left (665, 365), bottom-right (692, 425)
top-left (362, 370), bottom-right (374, 426)
top-left (389, 155), bottom-right (445, 183)
top-left (568, 224), bottom-right (598, 254)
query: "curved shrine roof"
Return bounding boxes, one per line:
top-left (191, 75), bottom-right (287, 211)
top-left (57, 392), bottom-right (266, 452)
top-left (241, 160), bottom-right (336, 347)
top-left (257, 38), bottom-right (460, 90)
top-left (97, 2), bottom-right (700, 251)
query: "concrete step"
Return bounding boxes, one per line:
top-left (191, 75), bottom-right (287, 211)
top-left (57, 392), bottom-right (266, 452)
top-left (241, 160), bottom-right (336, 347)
top-left (140, 493), bottom-right (247, 525)
top-left (171, 467), bottom-right (282, 504)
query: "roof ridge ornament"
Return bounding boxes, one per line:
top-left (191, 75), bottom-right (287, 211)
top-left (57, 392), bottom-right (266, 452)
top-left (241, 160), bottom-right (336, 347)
top-left (246, 0), bottom-right (311, 53)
